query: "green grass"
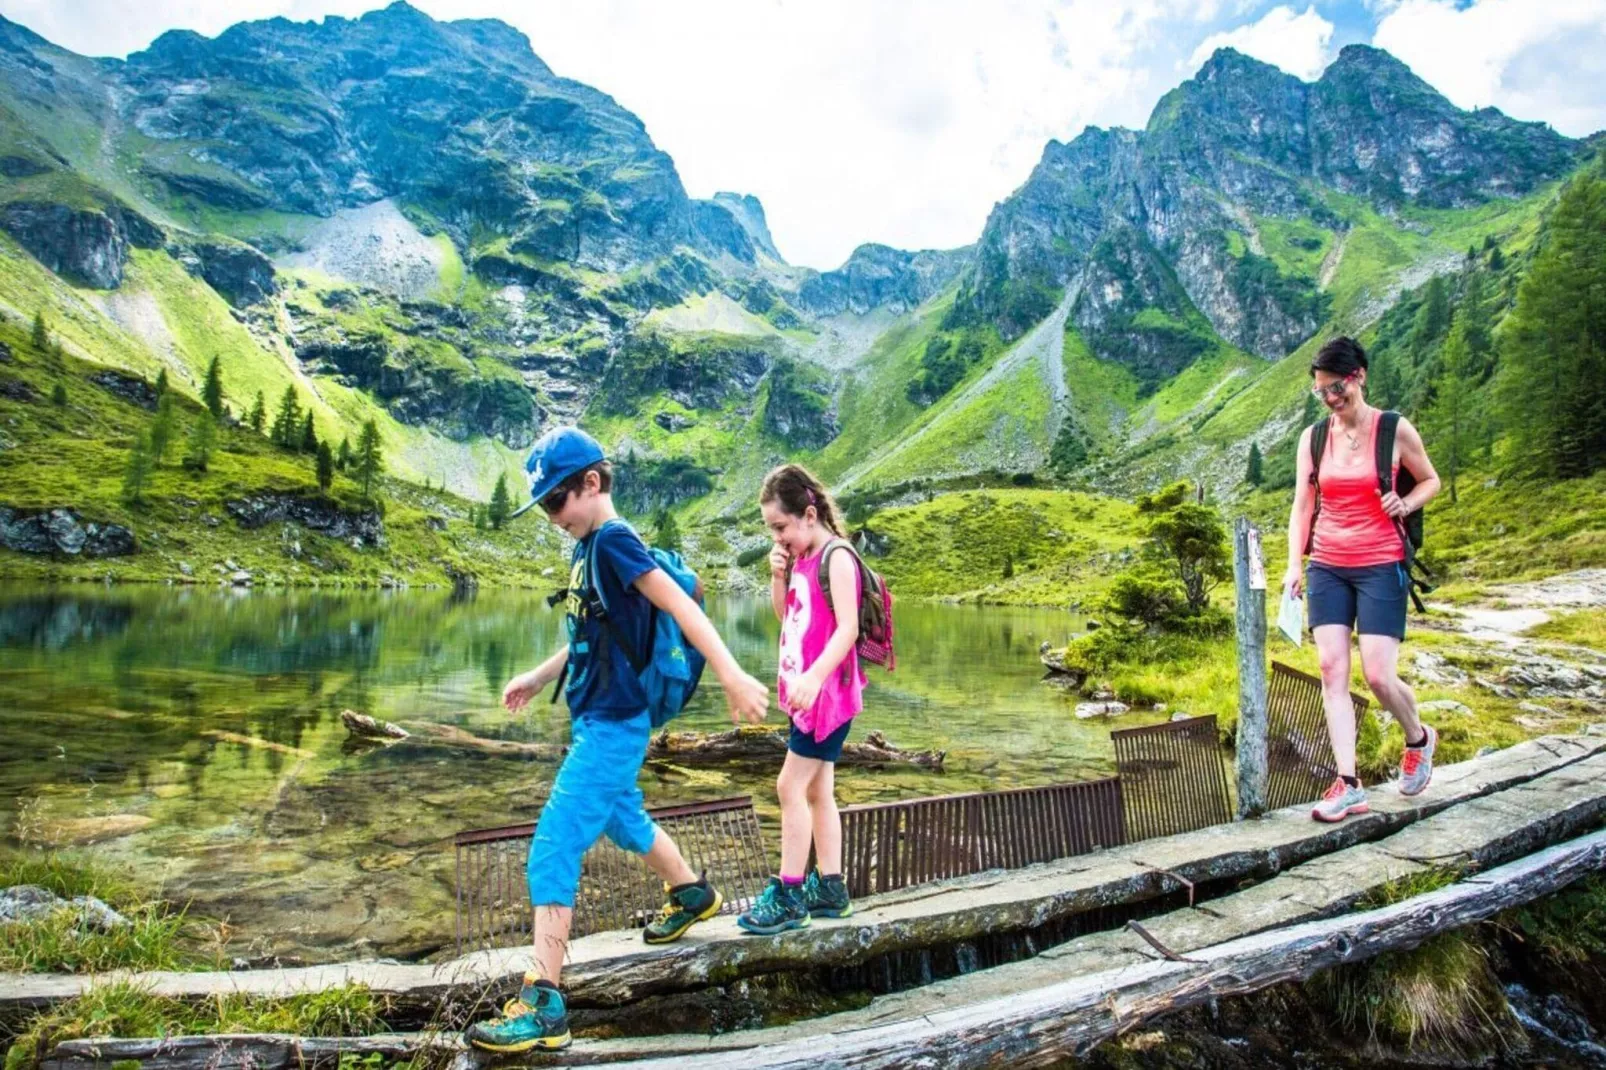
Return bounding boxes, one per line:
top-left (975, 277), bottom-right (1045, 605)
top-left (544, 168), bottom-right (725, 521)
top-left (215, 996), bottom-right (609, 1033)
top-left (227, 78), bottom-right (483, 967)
top-left (1522, 609), bottom-right (1606, 649)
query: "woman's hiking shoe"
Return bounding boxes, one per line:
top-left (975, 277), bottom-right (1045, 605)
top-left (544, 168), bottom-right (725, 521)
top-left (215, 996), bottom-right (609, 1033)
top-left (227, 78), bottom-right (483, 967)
top-left (643, 876), bottom-right (722, 945)
top-left (737, 877), bottom-right (811, 935)
top-left (1399, 723), bottom-right (1438, 797)
top-left (464, 973), bottom-right (571, 1052)
top-left (803, 870), bottom-right (853, 918)
top-left (1311, 778), bottom-right (1369, 823)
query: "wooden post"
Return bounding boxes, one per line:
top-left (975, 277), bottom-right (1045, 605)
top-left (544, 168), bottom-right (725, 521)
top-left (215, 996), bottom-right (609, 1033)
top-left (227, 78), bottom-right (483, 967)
top-left (1235, 516), bottom-right (1269, 818)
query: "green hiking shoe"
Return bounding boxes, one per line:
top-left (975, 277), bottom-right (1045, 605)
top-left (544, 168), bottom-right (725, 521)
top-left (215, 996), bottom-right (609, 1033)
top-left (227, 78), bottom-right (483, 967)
top-left (802, 869), bottom-right (853, 918)
top-left (643, 876), bottom-right (723, 945)
top-left (463, 972), bottom-right (571, 1053)
top-left (738, 877), bottom-right (811, 935)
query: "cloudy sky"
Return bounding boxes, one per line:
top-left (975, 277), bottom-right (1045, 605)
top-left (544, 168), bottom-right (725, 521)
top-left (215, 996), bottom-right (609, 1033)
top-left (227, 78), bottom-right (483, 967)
top-left (3, 1), bottom-right (1603, 269)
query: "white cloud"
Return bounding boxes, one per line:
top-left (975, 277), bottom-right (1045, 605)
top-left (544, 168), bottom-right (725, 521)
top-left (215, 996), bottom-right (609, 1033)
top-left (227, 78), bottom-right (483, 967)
top-left (1188, 5), bottom-right (1336, 80)
top-left (1372, 0), bottom-right (1606, 137)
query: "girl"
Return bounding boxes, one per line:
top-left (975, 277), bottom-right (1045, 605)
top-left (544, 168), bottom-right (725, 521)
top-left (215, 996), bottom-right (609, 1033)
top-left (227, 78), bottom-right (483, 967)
top-left (738, 464), bottom-right (864, 934)
top-left (1283, 336), bottom-right (1442, 824)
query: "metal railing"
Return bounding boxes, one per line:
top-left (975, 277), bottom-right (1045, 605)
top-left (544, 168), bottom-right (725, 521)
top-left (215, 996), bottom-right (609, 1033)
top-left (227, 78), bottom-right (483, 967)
top-left (837, 778), bottom-right (1126, 899)
top-left (454, 795), bottom-right (770, 955)
top-left (1266, 661), bottom-right (1372, 810)
top-left (1110, 714), bottom-right (1234, 841)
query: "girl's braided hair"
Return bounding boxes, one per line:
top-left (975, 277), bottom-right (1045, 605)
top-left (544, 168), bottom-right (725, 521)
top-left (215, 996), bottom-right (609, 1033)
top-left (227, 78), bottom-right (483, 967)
top-left (760, 463), bottom-right (845, 537)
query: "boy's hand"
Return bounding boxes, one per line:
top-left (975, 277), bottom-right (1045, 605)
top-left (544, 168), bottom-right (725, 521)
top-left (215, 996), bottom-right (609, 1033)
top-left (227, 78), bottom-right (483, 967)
top-left (784, 670), bottom-right (823, 715)
top-left (769, 545), bottom-right (791, 579)
top-left (502, 669), bottom-right (547, 713)
top-left (721, 668), bottom-right (769, 724)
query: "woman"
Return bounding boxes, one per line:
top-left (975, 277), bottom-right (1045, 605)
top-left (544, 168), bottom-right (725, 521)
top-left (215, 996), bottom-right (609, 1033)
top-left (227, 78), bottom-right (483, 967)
top-left (1282, 336), bottom-right (1442, 823)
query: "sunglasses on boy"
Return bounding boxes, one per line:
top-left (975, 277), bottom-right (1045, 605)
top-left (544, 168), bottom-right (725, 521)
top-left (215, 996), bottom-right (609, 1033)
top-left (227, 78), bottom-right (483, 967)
top-left (1310, 372), bottom-right (1358, 401)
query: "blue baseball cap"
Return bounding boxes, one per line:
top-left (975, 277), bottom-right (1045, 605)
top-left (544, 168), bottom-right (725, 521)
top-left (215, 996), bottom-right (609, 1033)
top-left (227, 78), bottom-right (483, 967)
top-left (524, 426), bottom-right (606, 504)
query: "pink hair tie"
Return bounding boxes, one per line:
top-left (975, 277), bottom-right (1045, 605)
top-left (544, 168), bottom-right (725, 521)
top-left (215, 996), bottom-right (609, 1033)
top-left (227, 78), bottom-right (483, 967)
top-left (805, 489), bottom-right (816, 505)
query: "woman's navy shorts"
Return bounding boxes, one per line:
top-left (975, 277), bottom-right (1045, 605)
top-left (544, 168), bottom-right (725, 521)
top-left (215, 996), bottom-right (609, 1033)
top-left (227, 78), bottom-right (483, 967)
top-left (1306, 560), bottom-right (1409, 639)
top-left (787, 719), bottom-right (853, 762)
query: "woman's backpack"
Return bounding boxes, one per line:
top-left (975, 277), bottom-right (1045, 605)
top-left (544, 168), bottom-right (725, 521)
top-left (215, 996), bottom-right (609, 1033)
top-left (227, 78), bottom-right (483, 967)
top-left (817, 538), bottom-right (896, 673)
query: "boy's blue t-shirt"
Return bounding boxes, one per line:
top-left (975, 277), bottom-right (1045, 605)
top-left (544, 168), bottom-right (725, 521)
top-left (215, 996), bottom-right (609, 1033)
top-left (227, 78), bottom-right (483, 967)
top-left (564, 519), bottom-right (658, 720)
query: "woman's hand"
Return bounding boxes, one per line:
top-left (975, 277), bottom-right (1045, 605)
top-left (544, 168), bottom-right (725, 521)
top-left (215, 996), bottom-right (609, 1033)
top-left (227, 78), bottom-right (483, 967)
top-left (1380, 491), bottom-right (1410, 519)
top-left (769, 545), bottom-right (791, 579)
top-left (784, 670), bottom-right (823, 715)
top-left (1282, 565), bottom-right (1304, 599)
top-left (502, 669), bottom-right (547, 713)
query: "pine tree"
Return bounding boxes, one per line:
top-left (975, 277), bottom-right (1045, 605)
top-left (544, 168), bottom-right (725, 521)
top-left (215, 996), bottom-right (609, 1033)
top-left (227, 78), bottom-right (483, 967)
top-left (149, 392), bottom-right (177, 465)
top-left (1411, 275), bottom-right (1451, 355)
top-left (1488, 245), bottom-right (1506, 272)
top-left (50, 382), bottom-right (67, 407)
top-left (1498, 169), bottom-right (1606, 478)
top-left (299, 411), bottom-right (318, 454)
top-left (154, 367), bottom-right (170, 397)
top-left (202, 357), bottom-right (225, 419)
top-left (1456, 269), bottom-right (1495, 379)
top-left (315, 441), bottom-right (334, 493)
top-left (337, 437), bottom-right (352, 471)
top-left (30, 311), bottom-right (47, 351)
top-left (1424, 314), bottom-right (1480, 504)
top-left (269, 386), bottom-right (300, 448)
top-left (183, 413), bottom-right (217, 472)
top-left (488, 474), bottom-right (512, 530)
top-left (652, 507), bottom-right (681, 551)
top-left (121, 432), bottom-right (154, 504)
top-left (1246, 441), bottom-right (1264, 486)
top-left (1369, 353), bottom-right (1403, 413)
top-left (1002, 553), bottom-right (1014, 580)
top-left (247, 391), bottom-right (266, 434)
top-left (355, 419), bottom-right (383, 498)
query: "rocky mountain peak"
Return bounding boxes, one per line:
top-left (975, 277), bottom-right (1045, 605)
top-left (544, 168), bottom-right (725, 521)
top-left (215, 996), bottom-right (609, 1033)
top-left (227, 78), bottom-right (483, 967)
top-left (711, 192), bottom-right (783, 262)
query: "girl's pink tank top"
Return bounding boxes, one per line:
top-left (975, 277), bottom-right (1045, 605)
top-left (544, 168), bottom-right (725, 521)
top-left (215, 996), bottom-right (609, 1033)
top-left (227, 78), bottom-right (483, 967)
top-left (777, 546), bottom-right (865, 743)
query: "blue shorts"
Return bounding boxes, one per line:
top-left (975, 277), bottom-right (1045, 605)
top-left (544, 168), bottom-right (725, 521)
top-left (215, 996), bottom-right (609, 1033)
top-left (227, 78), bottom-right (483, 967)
top-left (526, 710), bottom-right (659, 908)
top-left (787, 719), bottom-right (853, 762)
top-left (1307, 561), bottom-right (1409, 640)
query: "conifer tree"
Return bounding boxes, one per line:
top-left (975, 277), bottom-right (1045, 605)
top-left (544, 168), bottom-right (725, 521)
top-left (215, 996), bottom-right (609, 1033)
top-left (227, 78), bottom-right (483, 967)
top-left (50, 382), bottom-right (67, 407)
top-left (1411, 275), bottom-right (1451, 355)
top-left (270, 386), bottom-right (300, 448)
top-left (184, 413), bottom-right (217, 472)
top-left (355, 419), bottom-right (383, 498)
top-left (1246, 441), bottom-right (1264, 486)
top-left (299, 411), bottom-right (318, 454)
top-left (202, 357), bottom-right (225, 419)
top-left (337, 437), bottom-right (352, 470)
top-left (154, 367), bottom-right (170, 397)
top-left (121, 432), bottom-right (153, 504)
top-left (247, 391), bottom-right (266, 434)
top-left (652, 507), bottom-right (681, 551)
top-left (316, 441), bottom-right (335, 492)
top-left (149, 392), bottom-right (177, 465)
top-left (488, 474), bottom-right (512, 530)
top-left (1301, 389), bottom-right (1318, 428)
top-left (30, 311), bottom-right (47, 351)
top-left (1424, 315), bottom-right (1480, 504)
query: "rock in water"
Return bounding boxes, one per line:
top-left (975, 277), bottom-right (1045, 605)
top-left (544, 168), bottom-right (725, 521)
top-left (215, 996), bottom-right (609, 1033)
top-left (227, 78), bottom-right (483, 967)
top-left (1075, 701), bottom-right (1130, 719)
top-left (341, 709), bottom-right (410, 740)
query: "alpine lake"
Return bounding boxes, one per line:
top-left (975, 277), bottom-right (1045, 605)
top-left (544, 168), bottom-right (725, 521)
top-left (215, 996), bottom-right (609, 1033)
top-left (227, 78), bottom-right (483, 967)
top-left (0, 583), bottom-right (1175, 964)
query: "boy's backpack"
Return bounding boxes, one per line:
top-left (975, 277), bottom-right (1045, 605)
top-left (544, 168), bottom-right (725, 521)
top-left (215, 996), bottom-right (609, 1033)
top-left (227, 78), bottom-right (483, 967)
top-left (1307, 410), bottom-right (1436, 611)
top-left (817, 537), bottom-right (897, 674)
top-left (555, 519), bottom-right (707, 728)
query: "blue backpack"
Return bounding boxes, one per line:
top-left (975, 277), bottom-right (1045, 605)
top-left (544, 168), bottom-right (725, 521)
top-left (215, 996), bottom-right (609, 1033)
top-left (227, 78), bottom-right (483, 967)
top-left (566, 519), bottom-right (707, 728)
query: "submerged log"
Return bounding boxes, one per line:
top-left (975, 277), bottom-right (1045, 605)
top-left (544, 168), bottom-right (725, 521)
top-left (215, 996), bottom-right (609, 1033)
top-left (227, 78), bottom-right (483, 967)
top-left (647, 726), bottom-right (945, 770)
top-left (340, 710), bottom-right (565, 760)
top-left (340, 710), bottom-right (409, 741)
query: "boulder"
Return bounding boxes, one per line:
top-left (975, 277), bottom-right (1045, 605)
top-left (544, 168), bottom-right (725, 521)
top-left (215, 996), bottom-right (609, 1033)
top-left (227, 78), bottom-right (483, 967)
top-left (1418, 699), bottom-right (1473, 717)
top-left (1075, 701), bottom-right (1130, 719)
top-left (89, 370), bottom-right (159, 410)
top-left (179, 238), bottom-right (278, 307)
top-left (0, 376), bottom-right (37, 402)
top-left (1412, 651), bottom-right (1469, 686)
top-left (225, 494), bottom-right (385, 547)
top-left (0, 885), bottom-right (129, 931)
top-left (0, 507), bottom-right (136, 558)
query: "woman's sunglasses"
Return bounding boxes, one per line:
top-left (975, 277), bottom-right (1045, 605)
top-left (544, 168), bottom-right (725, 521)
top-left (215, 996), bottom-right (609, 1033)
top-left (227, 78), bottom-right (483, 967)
top-left (1310, 373), bottom-right (1357, 401)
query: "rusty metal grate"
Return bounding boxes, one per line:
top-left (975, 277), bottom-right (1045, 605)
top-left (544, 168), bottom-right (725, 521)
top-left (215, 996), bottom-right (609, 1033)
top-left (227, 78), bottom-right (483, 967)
top-left (454, 795), bottom-right (770, 955)
top-left (838, 778), bottom-right (1126, 899)
top-left (1111, 714), bottom-right (1233, 842)
top-left (1266, 661), bottom-right (1372, 810)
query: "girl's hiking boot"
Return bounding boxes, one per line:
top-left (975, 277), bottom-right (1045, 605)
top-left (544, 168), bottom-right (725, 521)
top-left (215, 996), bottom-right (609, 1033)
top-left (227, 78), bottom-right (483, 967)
top-left (1311, 777), bottom-right (1369, 823)
top-left (643, 876), bottom-right (722, 945)
top-left (1399, 724), bottom-right (1438, 797)
top-left (464, 973), bottom-right (570, 1053)
top-left (737, 876), bottom-right (811, 935)
top-left (802, 869), bottom-right (853, 918)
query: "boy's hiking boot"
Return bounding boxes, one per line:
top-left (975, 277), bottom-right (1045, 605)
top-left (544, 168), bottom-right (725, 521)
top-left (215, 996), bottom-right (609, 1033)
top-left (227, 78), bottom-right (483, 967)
top-left (464, 972), bottom-right (570, 1053)
top-left (1311, 777), bottom-right (1369, 823)
top-left (643, 876), bottom-right (722, 945)
top-left (737, 877), bottom-right (810, 935)
top-left (802, 869), bottom-right (853, 918)
top-left (1399, 724), bottom-right (1438, 797)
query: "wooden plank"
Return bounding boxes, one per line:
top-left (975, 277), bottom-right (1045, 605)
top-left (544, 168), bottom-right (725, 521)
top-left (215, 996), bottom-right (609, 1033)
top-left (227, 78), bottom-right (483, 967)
top-left (4, 732), bottom-right (1602, 1023)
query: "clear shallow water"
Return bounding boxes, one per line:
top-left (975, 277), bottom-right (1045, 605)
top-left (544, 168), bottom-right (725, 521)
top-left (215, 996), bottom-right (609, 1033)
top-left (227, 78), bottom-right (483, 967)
top-left (0, 584), bottom-right (1165, 963)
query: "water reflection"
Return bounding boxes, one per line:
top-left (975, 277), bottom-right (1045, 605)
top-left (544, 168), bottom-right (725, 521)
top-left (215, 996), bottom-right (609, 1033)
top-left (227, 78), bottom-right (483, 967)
top-left (0, 584), bottom-right (1168, 963)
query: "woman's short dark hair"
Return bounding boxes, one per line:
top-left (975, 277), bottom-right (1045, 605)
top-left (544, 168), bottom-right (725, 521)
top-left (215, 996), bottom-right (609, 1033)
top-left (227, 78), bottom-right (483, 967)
top-left (1311, 336), bottom-right (1368, 377)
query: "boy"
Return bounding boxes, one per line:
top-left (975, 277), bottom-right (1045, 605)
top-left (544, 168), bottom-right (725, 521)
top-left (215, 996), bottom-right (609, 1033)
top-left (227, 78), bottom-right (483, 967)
top-left (466, 426), bottom-right (769, 1053)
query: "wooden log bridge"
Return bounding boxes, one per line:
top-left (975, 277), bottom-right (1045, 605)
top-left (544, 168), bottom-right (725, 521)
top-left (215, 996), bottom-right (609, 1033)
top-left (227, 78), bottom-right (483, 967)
top-left (17, 730), bottom-right (1606, 1069)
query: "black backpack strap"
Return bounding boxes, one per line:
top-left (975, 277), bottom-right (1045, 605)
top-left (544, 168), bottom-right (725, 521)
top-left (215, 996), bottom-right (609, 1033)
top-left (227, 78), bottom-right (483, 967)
top-left (1375, 410), bottom-right (1401, 496)
top-left (1305, 419), bottom-right (1328, 555)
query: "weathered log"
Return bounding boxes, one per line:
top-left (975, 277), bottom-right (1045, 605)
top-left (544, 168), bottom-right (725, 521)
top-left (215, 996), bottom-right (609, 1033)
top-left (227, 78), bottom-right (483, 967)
top-left (647, 726), bottom-right (945, 770)
top-left (42, 830), bottom-right (1606, 1070)
top-left (340, 709), bottom-right (409, 741)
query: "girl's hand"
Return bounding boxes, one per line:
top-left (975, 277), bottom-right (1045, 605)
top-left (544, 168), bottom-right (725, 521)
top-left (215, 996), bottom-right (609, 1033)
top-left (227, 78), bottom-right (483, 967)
top-left (721, 668), bottom-right (769, 724)
top-left (1282, 565), bottom-right (1304, 600)
top-left (502, 669), bottom-right (546, 713)
top-left (769, 545), bottom-right (791, 578)
top-left (785, 670), bottom-right (823, 716)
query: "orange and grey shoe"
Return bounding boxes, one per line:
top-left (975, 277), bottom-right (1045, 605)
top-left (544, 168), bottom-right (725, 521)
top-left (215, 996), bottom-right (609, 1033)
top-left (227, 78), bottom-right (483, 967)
top-left (1311, 777), bottom-right (1369, 823)
top-left (1399, 724), bottom-right (1438, 797)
